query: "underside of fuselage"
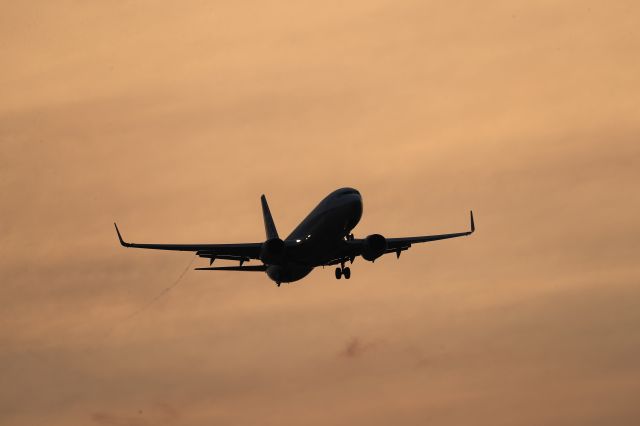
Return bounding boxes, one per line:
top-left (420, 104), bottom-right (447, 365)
top-left (264, 187), bottom-right (363, 284)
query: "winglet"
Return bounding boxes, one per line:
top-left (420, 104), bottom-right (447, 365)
top-left (470, 210), bottom-right (475, 233)
top-left (114, 222), bottom-right (130, 247)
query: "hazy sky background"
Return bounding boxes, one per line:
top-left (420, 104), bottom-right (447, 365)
top-left (1, 1), bottom-right (639, 425)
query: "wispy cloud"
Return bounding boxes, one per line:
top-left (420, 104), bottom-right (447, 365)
top-left (2, 1), bottom-right (640, 425)
top-left (340, 337), bottom-right (378, 359)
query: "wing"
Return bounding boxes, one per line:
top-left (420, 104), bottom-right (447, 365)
top-left (328, 211), bottom-right (475, 264)
top-left (386, 210), bottom-right (475, 251)
top-left (114, 223), bottom-right (263, 261)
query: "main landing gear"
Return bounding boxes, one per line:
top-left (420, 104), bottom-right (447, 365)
top-left (335, 265), bottom-right (351, 280)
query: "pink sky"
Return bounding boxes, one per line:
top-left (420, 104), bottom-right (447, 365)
top-left (1, 1), bottom-right (639, 424)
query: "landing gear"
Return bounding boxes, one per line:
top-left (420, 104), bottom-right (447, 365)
top-left (334, 266), bottom-right (351, 280)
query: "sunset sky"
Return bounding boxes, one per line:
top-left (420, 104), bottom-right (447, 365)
top-left (1, 1), bottom-right (639, 425)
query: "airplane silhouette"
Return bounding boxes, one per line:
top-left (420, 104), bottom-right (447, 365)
top-left (115, 188), bottom-right (474, 286)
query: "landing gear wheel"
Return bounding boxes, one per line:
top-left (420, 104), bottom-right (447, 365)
top-left (343, 267), bottom-right (351, 279)
top-left (335, 267), bottom-right (342, 279)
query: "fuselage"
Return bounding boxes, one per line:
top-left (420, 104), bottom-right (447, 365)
top-left (265, 187), bottom-right (363, 283)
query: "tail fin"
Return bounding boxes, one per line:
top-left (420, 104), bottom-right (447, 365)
top-left (260, 194), bottom-right (279, 239)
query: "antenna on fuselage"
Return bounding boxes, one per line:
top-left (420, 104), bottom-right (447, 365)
top-left (260, 194), bottom-right (279, 240)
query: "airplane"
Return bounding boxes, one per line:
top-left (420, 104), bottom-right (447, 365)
top-left (114, 187), bottom-right (474, 287)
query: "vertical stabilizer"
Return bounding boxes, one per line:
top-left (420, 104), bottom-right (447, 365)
top-left (260, 195), bottom-right (279, 240)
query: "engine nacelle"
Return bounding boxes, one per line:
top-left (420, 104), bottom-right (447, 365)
top-left (362, 234), bottom-right (387, 261)
top-left (260, 238), bottom-right (285, 264)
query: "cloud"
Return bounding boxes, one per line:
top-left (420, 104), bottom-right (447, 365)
top-left (2, 1), bottom-right (640, 425)
top-left (91, 403), bottom-right (179, 426)
top-left (340, 337), bottom-right (378, 359)
top-left (91, 412), bottom-right (144, 426)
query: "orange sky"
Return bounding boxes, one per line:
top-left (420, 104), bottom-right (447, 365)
top-left (1, 1), bottom-right (640, 425)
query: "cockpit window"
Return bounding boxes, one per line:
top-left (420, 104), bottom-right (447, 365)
top-left (338, 189), bottom-right (359, 196)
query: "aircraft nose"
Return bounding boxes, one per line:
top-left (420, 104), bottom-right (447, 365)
top-left (342, 192), bottom-right (361, 204)
top-left (344, 192), bottom-right (363, 212)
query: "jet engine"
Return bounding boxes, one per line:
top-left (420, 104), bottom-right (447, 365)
top-left (260, 238), bottom-right (285, 264)
top-left (362, 234), bottom-right (387, 261)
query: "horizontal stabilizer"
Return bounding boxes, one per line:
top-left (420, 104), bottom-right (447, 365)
top-left (195, 265), bottom-right (267, 272)
top-left (196, 252), bottom-right (250, 262)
